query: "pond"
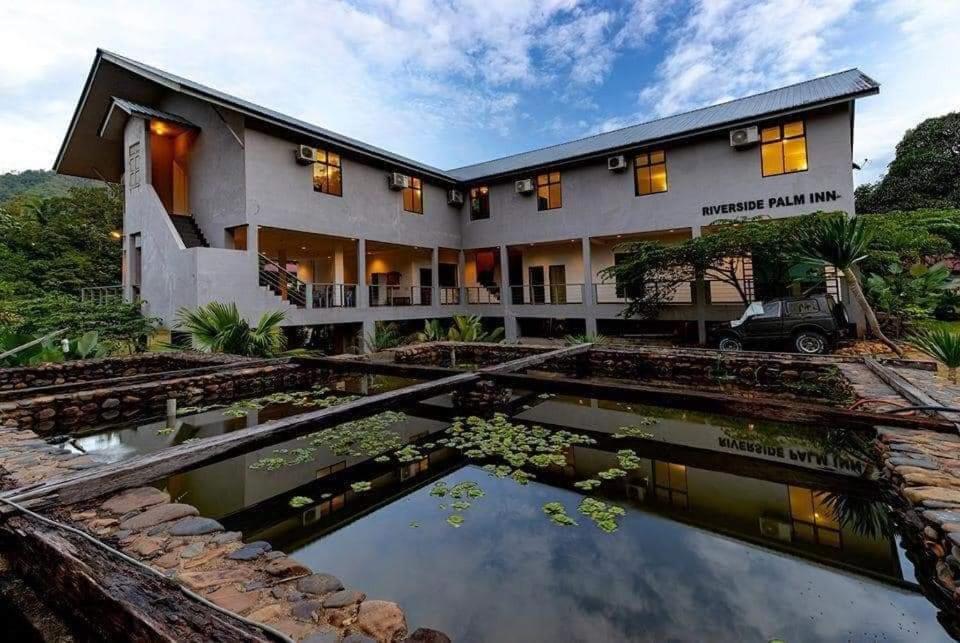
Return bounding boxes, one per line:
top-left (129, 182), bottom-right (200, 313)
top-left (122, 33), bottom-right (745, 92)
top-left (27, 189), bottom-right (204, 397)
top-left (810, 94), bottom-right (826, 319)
top-left (142, 390), bottom-right (950, 642)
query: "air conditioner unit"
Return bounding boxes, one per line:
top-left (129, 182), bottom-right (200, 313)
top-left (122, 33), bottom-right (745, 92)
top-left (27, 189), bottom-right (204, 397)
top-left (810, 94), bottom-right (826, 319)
top-left (607, 155), bottom-right (627, 172)
top-left (294, 145), bottom-right (316, 165)
top-left (388, 172), bottom-right (409, 190)
top-left (729, 126), bottom-right (760, 148)
top-left (515, 178), bottom-right (535, 195)
top-left (447, 189), bottom-right (465, 207)
top-left (758, 516), bottom-right (792, 542)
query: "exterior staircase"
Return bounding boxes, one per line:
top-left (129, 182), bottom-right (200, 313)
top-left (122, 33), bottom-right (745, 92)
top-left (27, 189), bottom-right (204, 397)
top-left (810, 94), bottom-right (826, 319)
top-left (258, 254), bottom-right (307, 307)
top-left (169, 214), bottom-right (209, 248)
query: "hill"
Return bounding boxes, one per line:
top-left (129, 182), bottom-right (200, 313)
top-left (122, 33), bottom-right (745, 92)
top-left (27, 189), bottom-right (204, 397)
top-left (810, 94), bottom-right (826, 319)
top-left (0, 169), bottom-right (101, 203)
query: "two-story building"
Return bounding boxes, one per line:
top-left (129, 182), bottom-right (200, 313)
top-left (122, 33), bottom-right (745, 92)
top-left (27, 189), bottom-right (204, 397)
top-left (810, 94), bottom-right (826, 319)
top-left (55, 49), bottom-right (878, 349)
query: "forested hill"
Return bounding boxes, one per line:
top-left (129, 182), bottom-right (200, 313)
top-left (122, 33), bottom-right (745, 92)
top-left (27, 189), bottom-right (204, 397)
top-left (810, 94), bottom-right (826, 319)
top-left (0, 169), bottom-right (100, 203)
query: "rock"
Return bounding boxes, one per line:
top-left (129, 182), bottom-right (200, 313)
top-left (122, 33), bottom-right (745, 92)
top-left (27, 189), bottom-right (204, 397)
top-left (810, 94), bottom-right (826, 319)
top-left (291, 599), bottom-right (324, 621)
top-left (272, 618), bottom-right (316, 640)
top-left (120, 503), bottom-right (198, 531)
top-left (302, 631), bottom-right (340, 643)
top-left (101, 398), bottom-right (120, 409)
top-left (264, 551), bottom-right (286, 560)
top-left (923, 510), bottom-right (960, 525)
top-left (404, 628), bottom-right (452, 643)
top-left (207, 584), bottom-right (261, 614)
top-left (70, 511), bottom-right (97, 521)
top-left (127, 536), bottom-right (166, 558)
top-left (264, 557), bottom-right (311, 579)
top-left (101, 487), bottom-right (171, 514)
top-left (212, 531), bottom-right (243, 545)
top-left (903, 487), bottom-right (960, 505)
top-left (357, 600), bottom-right (406, 641)
top-left (180, 542), bottom-right (206, 559)
top-left (178, 569), bottom-right (250, 591)
top-left (322, 589), bottom-right (365, 609)
top-left (890, 456), bottom-right (939, 470)
top-left (248, 603), bottom-right (286, 623)
top-left (88, 517), bottom-right (119, 530)
top-left (154, 551), bottom-right (181, 569)
top-left (342, 634), bottom-right (377, 643)
top-left (228, 541), bottom-right (272, 561)
top-left (169, 516), bottom-right (224, 536)
top-left (297, 573), bottom-right (344, 596)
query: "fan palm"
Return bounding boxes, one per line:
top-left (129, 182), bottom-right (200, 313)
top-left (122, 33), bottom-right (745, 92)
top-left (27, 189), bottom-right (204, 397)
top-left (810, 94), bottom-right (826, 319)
top-left (415, 319), bottom-right (445, 342)
top-left (176, 302), bottom-right (287, 357)
top-left (564, 333), bottom-right (607, 346)
top-left (908, 327), bottom-right (960, 383)
top-left (365, 322), bottom-right (403, 352)
top-left (796, 214), bottom-right (902, 355)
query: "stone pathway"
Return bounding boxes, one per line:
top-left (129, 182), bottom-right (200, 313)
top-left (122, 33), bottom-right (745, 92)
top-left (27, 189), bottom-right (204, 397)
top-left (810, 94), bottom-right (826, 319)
top-left (837, 363), bottom-right (910, 412)
top-left (893, 367), bottom-right (960, 422)
top-left (0, 427), bottom-right (99, 489)
top-left (63, 486), bottom-right (447, 643)
top-left (878, 427), bottom-right (960, 602)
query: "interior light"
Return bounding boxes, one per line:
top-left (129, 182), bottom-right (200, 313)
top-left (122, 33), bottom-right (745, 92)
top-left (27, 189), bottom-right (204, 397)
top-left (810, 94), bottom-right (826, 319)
top-left (109, 230), bottom-right (122, 240)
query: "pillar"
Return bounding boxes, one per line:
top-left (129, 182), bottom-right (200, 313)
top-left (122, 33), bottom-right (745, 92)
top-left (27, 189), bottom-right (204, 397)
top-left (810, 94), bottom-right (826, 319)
top-left (498, 244), bottom-right (511, 306)
top-left (458, 249), bottom-right (466, 305)
top-left (431, 247), bottom-right (440, 307)
top-left (333, 245), bottom-right (345, 306)
top-left (361, 318), bottom-right (376, 353)
top-left (504, 314), bottom-right (519, 342)
top-left (693, 226), bottom-right (707, 345)
top-left (581, 237), bottom-right (594, 307)
top-left (357, 239), bottom-right (368, 309)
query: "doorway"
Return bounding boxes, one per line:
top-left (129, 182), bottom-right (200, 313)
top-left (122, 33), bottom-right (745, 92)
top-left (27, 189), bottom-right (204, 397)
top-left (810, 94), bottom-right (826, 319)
top-left (528, 266), bottom-right (545, 304)
top-left (419, 267), bottom-right (432, 305)
top-left (549, 265), bottom-right (567, 304)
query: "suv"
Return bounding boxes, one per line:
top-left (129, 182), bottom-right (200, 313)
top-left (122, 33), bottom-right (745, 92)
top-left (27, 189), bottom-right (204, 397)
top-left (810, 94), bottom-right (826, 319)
top-left (715, 295), bottom-right (849, 354)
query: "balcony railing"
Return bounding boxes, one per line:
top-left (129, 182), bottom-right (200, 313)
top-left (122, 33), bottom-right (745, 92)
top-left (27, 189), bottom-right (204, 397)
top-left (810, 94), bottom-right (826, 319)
top-left (81, 285), bottom-right (123, 305)
top-left (308, 283), bottom-right (357, 308)
top-left (439, 287), bottom-right (461, 305)
top-left (509, 284), bottom-right (584, 305)
top-left (369, 285), bottom-right (432, 306)
top-left (595, 281), bottom-right (694, 305)
top-left (464, 285), bottom-right (501, 304)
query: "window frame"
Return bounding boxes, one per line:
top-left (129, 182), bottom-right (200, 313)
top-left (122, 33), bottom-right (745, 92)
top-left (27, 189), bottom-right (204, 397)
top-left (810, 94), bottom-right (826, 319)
top-left (536, 171), bottom-right (562, 211)
top-left (760, 120), bottom-right (808, 178)
top-left (634, 150), bottom-right (668, 196)
top-left (469, 186), bottom-right (490, 221)
top-left (402, 176), bottom-right (424, 214)
top-left (312, 148), bottom-right (343, 197)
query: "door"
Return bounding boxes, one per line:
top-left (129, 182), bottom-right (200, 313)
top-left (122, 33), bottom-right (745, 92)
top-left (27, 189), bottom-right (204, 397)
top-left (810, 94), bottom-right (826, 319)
top-left (743, 300), bottom-right (783, 347)
top-left (172, 160), bottom-right (189, 215)
top-left (548, 265), bottom-right (566, 304)
top-left (419, 268), bottom-right (432, 306)
top-left (528, 266), bottom-right (545, 304)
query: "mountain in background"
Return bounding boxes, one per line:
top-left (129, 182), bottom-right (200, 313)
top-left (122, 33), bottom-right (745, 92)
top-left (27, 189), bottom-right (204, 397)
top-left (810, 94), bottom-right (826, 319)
top-left (0, 169), bottom-right (101, 203)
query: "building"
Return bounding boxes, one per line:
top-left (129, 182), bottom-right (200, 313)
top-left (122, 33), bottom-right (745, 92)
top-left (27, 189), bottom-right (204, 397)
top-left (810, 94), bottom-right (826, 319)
top-left (56, 50), bottom-right (878, 348)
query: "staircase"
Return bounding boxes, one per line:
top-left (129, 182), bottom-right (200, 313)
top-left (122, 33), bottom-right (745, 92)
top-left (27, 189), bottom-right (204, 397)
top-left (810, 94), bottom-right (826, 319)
top-left (258, 254), bottom-right (307, 307)
top-left (169, 214), bottom-right (209, 248)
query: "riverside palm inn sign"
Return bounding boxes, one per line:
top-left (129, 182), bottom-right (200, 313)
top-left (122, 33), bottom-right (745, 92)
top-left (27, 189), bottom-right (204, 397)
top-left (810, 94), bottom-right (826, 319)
top-left (702, 190), bottom-right (843, 217)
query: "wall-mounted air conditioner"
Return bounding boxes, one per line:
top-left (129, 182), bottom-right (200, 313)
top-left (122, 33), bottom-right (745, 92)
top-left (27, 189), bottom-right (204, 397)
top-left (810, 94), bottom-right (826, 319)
top-left (729, 126), bottom-right (760, 148)
top-left (758, 516), bottom-right (792, 542)
top-left (447, 189), bottom-right (464, 207)
top-left (388, 172), bottom-right (410, 190)
top-left (295, 145), bottom-right (316, 165)
top-left (515, 178), bottom-right (535, 194)
top-left (607, 155), bottom-right (627, 172)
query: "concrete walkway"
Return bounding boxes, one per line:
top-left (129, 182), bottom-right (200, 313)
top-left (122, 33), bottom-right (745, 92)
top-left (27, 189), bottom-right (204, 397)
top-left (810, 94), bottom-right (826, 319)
top-left (837, 362), bottom-right (912, 412)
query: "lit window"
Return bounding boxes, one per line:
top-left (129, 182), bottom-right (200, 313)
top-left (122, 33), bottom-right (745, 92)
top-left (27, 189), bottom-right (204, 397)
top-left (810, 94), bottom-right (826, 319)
top-left (788, 485), bottom-right (841, 548)
top-left (312, 149), bottom-right (342, 196)
top-left (536, 172), bottom-right (562, 211)
top-left (634, 150), bottom-right (668, 196)
top-left (403, 177), bottom-right (423, 214)
top-left (470, 186), bottom-right (490, 220)
top-left (761, 121), bottom-right (807, 177)
top-left (654, 460), bottom-right (688, 509)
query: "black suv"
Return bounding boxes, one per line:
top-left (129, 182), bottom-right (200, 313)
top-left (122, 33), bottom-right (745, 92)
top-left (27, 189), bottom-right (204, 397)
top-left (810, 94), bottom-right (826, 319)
top-left (715, 295), bottom-right (849, 354)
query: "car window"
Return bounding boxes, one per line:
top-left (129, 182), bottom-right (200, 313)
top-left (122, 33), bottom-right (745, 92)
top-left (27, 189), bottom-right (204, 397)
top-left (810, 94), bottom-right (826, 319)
top-left (787, 299), bottom-right (820, 315)
top-left (755, 301), bottom-right (782, 319)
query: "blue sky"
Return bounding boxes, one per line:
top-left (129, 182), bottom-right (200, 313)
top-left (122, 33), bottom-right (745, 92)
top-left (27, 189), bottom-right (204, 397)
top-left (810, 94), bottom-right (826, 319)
top-left (1, 0), bottom-right (957, 184)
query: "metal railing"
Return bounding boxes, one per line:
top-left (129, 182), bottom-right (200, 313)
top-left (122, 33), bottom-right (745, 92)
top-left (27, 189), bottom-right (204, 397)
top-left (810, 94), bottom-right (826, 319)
top-left (464, 285), bottom-right (501, 304)
top-left (80, 285), bottom-right (123, 305)
top-left (258, 254), bottom-right (307, 307)
top-left (509, 284), bottom-right (584, 305)
top-left (595, 281), bottom-right (694, 305)
top-left (308, 283), bottom-right (357, 308)
top-left (368, 285), bottom-right (432, 306)
top-left (439, 287), bottom-right (461, 305)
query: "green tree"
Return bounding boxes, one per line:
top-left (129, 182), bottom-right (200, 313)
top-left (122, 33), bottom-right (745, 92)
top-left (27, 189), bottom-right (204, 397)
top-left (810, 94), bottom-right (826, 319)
top-left (865, 263), bottom-right (951, 336)
top-left (176, 302), bottom-right (286, 357)
top-left (856, 112), bottom-right (960, 213)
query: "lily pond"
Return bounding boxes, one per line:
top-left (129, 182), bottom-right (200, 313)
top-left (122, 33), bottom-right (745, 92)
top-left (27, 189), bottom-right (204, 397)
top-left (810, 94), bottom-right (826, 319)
top-left (49, 375), bottom-right (955, 641)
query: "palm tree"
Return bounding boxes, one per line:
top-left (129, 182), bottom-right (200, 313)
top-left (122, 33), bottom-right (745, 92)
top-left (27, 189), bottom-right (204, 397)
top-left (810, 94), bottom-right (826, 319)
top-left (176, 302), bottom-right (286, 357)
top-left (447, 315), bottom-right (504, 343)
top-left (365, 321), bottom-right (403, 352)
top-left (909, 327), bottom-right (960, 383)
top-left (564, 332), bottom-right (607, 346)
top-left (796, 214), bottom-right (902, 356)
top-left (415, 319), bottom-right (445, 343)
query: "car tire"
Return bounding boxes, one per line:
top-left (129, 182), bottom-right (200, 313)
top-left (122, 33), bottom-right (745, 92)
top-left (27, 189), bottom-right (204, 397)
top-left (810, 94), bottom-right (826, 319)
top-left (794, 330), bottom-right (828, 354)
top-left (718, 336), bottom-right (743, 352)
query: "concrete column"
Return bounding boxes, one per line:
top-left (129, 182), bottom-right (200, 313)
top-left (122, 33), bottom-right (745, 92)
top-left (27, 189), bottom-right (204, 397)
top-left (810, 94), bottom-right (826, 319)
top-left (581, 237), bottom-right (594, 307)
top-left (584, 316), bottom-right (598, 336)
top-left (693, 226), bottom-right (707, 345)
top-left (333, 246), bottom-right (345, 306)
top-left (361, 318), bottom-right (375, 353)
top-left (357, 239), bottom-right (368, 309)
top-left (498, 245), bottom-right (511, 307)
top-left (249, 224), bottom-right (260, 283)
top-left (431, 247), bottom-right (440, 307)
top-left (458, 250), bottom-right (466, 305)
top-left (504, 314), bottom-right (519, 342)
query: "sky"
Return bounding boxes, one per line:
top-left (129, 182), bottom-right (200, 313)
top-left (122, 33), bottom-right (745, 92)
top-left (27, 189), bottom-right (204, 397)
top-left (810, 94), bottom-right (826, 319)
top-left (0, 0), bottom-right (958, 184)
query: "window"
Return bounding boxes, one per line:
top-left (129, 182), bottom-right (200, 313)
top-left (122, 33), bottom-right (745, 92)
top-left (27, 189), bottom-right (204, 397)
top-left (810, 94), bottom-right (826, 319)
top-left (761, 121), bottom-right (807, 176)
top-left (469, 186), bottom-right (490, 220)
top-left (788, 485), bottom-right (841, 548)
top-left (403, 177), bottom-right (423, 214)
top-left (312, 149), bottom-right (342, 196)
top-left (654, 461), bottom-right (688, 509)
top-left (536, 171), bottom-right (562, 211)
top-left (634, 150), bottom-right (667, 195)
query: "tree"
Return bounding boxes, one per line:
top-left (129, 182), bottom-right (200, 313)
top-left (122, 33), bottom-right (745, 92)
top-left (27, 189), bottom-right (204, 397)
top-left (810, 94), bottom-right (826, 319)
top-left (796, 214), bottom-right (902, 355)
top-left (909, 328), bottom-right (960, 384)
top-left (865, 263), bottom-right (951, 336)
top-left (856, 112), bottom-right (960, 213)
top-left (176, 302), bottom-right (286, 357)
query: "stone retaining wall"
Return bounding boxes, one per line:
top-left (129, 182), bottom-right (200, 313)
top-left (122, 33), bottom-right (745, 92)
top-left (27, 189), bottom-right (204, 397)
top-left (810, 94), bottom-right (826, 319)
top-left (0, 362), bottom-right (317, 435)
top-left (0, 352), bottom-right (241, 391)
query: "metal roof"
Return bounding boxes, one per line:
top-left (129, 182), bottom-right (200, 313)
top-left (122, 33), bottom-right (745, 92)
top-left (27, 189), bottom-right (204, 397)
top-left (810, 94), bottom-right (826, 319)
top-left (448, 69), bottom-right (879, 182)
top-left (110, 98), bottom-right (198, 128)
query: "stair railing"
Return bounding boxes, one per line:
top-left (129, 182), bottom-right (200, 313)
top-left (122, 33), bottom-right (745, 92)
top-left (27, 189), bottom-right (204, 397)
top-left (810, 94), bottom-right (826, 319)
top-left (257, 254), bottom-right (307, 307)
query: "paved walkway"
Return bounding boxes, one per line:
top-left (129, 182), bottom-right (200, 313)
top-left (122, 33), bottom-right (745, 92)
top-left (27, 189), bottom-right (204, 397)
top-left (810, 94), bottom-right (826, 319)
top-left (894, 367), bottom-right (960, 415)
top-left (837, 362), bottom-right (911, 412)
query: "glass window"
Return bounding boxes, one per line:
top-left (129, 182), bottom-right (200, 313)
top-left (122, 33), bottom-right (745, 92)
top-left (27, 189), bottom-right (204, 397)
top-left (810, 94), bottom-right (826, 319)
top-left (536, 172), bottom-right (562, 211)
top-left (756, 301), bottom-right (782, 319)
top-left (470, 186), bottom-right (490, 221)
top-left (635, 150), bottom-right (668, 195)
top-left (788, 485), bottom-right (842, 548)
top-left (761, 121), bottom-right (807, 177)
top-left (312, 148), bottom-right (343, 196)
top-left (403, 177), bottom-right (423, 214)
top-left (654, 460), bottom-right (688, 509)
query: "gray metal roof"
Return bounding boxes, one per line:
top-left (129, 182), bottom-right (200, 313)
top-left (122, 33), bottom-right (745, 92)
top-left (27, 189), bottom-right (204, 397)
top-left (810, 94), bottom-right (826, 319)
top-left (110, 97), bottom-right (197, 128)
top-left (448, 69), bottom-right (878, 182)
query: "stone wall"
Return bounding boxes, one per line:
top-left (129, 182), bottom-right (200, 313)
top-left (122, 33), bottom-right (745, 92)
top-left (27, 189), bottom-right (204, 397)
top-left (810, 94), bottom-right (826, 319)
top-left (0, 362), bottom-right (318, 435)
top-left (0, 352), bottom-right (241, 391)
top-left (393, 342), bottom-right (550, 368)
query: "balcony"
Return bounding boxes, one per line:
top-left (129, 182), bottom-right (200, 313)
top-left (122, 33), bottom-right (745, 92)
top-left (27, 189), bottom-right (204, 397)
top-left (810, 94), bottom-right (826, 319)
top-left (369, 285), bottom-right (432, 307)
top-left (510, 283), bottom-right (584, 305)
top-left (309, 283), bottom-right (358, 308)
